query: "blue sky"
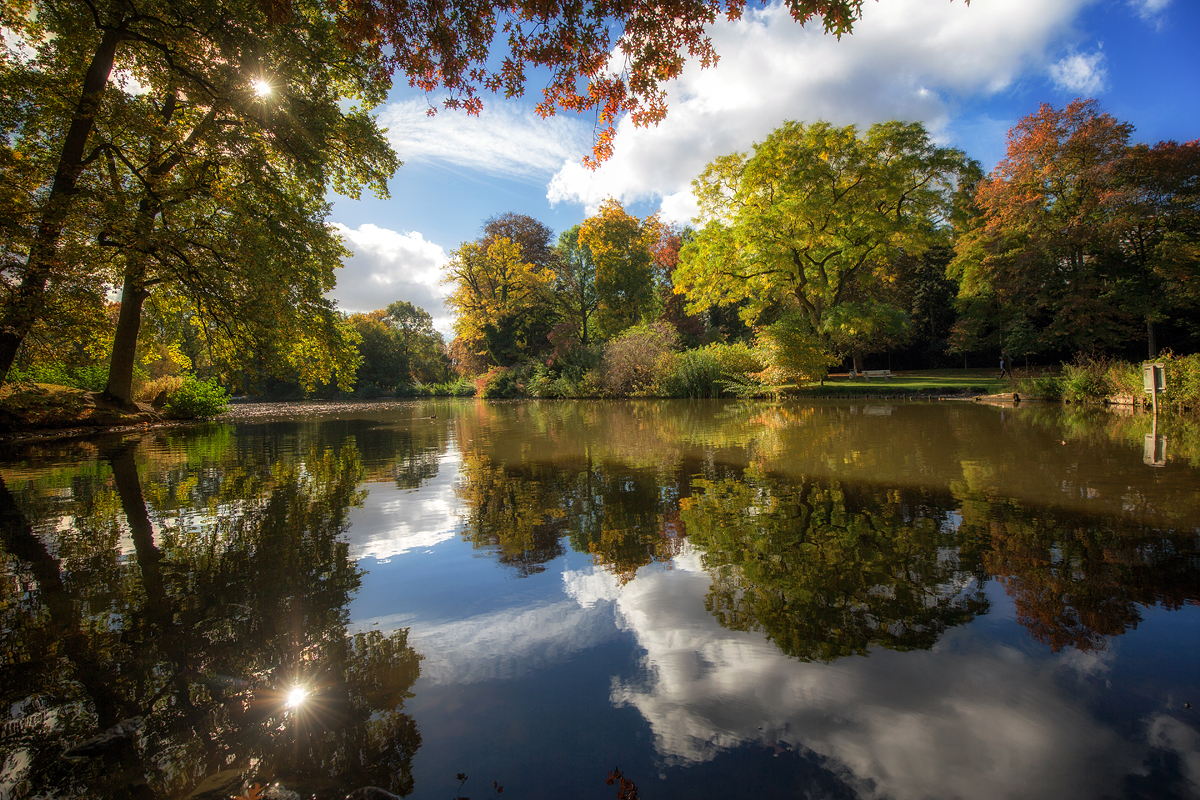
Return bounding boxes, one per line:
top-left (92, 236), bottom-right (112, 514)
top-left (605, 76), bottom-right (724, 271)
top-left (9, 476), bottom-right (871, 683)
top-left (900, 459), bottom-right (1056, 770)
top-left (325, 0), bottom-right (1200, 335)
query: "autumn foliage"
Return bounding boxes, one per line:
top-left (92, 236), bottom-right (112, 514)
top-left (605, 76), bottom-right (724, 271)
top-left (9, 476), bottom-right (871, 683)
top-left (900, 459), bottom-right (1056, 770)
top-left (337, 0), bottom-right (870, 164)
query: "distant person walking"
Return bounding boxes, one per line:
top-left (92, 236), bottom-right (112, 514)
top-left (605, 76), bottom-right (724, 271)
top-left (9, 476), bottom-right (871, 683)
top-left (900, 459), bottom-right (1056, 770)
top-left (999, 349), bottom-right (1011, 379)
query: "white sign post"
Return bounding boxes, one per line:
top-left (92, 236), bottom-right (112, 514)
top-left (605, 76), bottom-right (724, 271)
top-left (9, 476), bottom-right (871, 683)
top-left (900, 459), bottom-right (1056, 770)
top-left (1143, 363), bottom-right (1166, 416)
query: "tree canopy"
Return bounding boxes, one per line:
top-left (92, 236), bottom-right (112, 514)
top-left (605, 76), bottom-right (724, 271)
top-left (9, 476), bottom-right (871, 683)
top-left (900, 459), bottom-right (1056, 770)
top-left (1, 0), bottom-right (887, 391)
top-left (0, 0), bottom-right (394, 388)
top-left (675, 120), bottom-right (972, 353)
top-left (950, 98), bottom-right (1200, 358)
top-left (443, 236), bottom-right (557, 367)
top-left (578, 198), bottom-right (661, 340)
top-left (340, 0), bottom-right (872, 165)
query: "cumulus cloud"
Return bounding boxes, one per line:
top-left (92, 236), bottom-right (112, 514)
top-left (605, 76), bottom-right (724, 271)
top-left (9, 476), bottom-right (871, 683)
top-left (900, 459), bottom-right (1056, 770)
top-left (558, 561), bottom-right (1149, 800)
top-left (344, 451), bottom-right (461, 561)
top-left (327, 222), bottom-right (452, 332)
top-left (546, 0), bottom-right (1093, 222)
top-left (1049, 50), bottom-right (1108, 94)
top-left (379, 98), bottom-right (590, 179)
top-left (1146, 714), bottom-right (1200, 795)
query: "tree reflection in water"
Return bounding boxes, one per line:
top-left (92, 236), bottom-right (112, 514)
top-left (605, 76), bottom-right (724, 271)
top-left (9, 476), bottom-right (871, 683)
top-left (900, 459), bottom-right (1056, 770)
top-left (964, 500), bottom-right (1200, 653)
top-left (681, 470), bottom-right (990, 661)
top-left (451, 398), bottom-right (1200, 662)
top-left (454, 449), bottom-right (690, 583)
top-left (0, 432), bottom-right (422, 799)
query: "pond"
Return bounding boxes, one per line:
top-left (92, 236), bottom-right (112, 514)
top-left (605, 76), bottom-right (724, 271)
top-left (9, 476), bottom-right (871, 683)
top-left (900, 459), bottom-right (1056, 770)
top-left (2, 399), bottom-right (1199, 800)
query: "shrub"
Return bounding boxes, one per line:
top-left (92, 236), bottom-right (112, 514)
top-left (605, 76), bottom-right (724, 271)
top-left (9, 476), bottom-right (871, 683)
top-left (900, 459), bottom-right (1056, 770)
top-left (164, 375), bottom-right (229, 419)
top-left (1017, 375), bottom-right (1063, 401)
top-left (1061, 357), bottom-right (1113, 404)
top-left (1150, 351), bottom-right (1200, 410)
top-left (430, 376), bottom-right (476, 397)
top-left (1104, 360), bottom-right (1143, 398)
top-left (480, 367), bottom-right (521, 399)
top-left (10, 361), bottom-right (108, 392)
top-left (135, 374), bottom-right (185, 404)
top-left (601, 322), bottom-right (679, 396)
top-left (708, 341), bottom-right (763, 379)
top-left (755, 313), bottom-right (838, 387)
top-left (657, 348), bottom-right (724, 398)
top-left (527, 365), bottom-right (558, 398)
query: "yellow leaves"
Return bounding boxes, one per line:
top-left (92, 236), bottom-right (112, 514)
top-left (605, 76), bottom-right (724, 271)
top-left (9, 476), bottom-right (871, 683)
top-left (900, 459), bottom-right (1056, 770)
top-left (443, 236), bottom-right (556, 343)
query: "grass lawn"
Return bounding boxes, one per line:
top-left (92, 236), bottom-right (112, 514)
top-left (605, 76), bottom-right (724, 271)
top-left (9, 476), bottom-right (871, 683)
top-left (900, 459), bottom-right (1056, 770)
top-left (797, 368), bottom-right (1024, 396)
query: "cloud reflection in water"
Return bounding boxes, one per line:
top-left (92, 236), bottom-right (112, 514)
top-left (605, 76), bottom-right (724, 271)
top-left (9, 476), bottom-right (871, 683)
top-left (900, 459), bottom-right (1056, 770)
top-left (564, 555), bottom-right (1173, 800)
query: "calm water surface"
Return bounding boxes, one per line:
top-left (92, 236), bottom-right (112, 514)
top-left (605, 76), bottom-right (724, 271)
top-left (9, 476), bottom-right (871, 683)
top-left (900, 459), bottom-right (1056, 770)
top-left (2, 399), bottom-right (1199, 800)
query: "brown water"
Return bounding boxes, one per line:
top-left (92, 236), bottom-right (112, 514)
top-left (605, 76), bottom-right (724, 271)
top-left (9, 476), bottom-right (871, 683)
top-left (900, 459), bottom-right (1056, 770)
top-left (2, 399), bottom-right (1198, 799)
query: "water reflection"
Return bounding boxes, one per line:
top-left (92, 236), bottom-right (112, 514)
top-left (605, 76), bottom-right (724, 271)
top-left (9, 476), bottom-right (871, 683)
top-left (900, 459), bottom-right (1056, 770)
top-left (574, 557), bottom-right (1147, 800)
top-left (451, 401), bottom-right (1200, 659)
top-left (2, 400), bottom-right (1199, 800)
top-left (681, 472), bottom-right (988, 661)
top-left (0, 430), bottom-right (422, 799)
top-left (454, 447), bottom-right (689, 581)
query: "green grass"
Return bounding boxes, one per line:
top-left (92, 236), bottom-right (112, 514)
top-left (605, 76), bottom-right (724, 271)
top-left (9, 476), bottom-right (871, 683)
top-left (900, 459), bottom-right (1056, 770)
top-left (796, 369), bottom-right (1020, 397)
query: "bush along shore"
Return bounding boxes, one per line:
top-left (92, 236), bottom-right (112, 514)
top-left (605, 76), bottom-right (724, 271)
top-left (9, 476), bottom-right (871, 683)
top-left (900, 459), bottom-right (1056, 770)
top-left (1014, 352), bottom-right (1200, 411)
top-left (0, 375), bottom-right (229, 437)
top-left (4, 353), bottom-right (1196, 440)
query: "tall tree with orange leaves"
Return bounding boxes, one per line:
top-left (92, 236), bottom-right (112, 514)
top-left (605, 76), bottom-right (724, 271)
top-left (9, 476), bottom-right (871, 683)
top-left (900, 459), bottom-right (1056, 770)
top-left (953, 99), bottom-right (1200, 358)
top-left (951, 99), bottom-right (1138, 356)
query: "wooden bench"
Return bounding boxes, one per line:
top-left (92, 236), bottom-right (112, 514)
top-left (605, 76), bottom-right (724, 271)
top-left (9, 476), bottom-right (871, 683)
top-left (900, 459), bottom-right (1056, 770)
top-left (862, 369), bottom-right (892, 380)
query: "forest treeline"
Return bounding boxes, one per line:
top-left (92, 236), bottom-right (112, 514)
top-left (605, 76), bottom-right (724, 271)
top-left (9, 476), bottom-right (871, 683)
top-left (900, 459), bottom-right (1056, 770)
top-left (5, 95), bottom-right (1198, 404)
top-left (0, 0), bottom-right (878, 410)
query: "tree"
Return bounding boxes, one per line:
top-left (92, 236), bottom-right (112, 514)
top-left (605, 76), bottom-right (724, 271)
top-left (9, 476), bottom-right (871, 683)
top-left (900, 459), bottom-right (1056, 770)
top-left (2, 0), bottom-right (887, 389)
top-left (578, 198), bottom-right (661, 339)
top-left (651, 225), bottom-right (707, 345)
top-left (481, 213), bottom-right (557, 272)
top-left (385, 300), bottom-right (442, 381)
top-left (950, 99), bottom-right (1137, 357)
top-left (93, 77), bottom-right (391, 403)
top-left (350, 311), bottom-right (407, 393)
top-left (0, 0), bottom-right (395, 392)
top-left (1112, 139), bottom-right (1200, 356)
top-left (553, 225), bottom-right (600, 347)
top-left (676, 120), bottom-right (971, 363)
top-left (443, 236), bottom-right (557, 366)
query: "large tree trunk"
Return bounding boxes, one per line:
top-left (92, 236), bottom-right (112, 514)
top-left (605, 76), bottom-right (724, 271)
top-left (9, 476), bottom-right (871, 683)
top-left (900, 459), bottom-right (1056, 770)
top-left (852, 352), bottom-right (864, 375)
top-left (0, 30), bottom-right (123, 383)
top-left (104, 265), bottom-right (150, 406)
top-left (1147, 316), bottom-right (1157, 360)
top-left (102, 90), bottom-right (187, 404)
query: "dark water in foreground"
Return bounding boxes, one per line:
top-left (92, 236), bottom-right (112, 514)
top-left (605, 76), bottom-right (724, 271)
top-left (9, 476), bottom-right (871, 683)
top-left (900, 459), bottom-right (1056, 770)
top-left (2, 399), bottom-right (1199, 800)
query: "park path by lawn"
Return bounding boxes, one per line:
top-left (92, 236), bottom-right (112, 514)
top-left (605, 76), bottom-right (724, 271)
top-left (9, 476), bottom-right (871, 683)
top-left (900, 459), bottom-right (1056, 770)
top-left (800, 368), bottom-right (1036, 397)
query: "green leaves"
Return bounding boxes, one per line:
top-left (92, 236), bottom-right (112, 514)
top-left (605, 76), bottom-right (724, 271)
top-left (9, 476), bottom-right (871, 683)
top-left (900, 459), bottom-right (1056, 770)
top-left (678, 119), bottom-right (971, 344)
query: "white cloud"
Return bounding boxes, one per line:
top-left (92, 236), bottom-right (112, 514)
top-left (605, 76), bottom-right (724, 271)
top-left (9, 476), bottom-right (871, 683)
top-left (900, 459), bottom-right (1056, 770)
top-left (357, 597), bottom-right (622, 686)
top-left (546, 0), bottom-right (1094, 223)
top-left (570, 561), bottom-right (1145, 800)
top-left (378, 97), bottom-right (590, 179)
top-left (328, 222), bottom-right (452, 333)
top-left (1130, 0), bottom-right (1172, 25)
top-left (1146, 713), bottom-right (1200, 796)
top-left (1048, 50), bottom-right (1108, 94)
top-left (344, 451), bottom-right (461, 561)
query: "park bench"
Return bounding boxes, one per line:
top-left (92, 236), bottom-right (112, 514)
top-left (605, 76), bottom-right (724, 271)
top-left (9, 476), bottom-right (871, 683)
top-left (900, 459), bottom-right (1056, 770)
top-left (862, 369), bottom-right (892, 380)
